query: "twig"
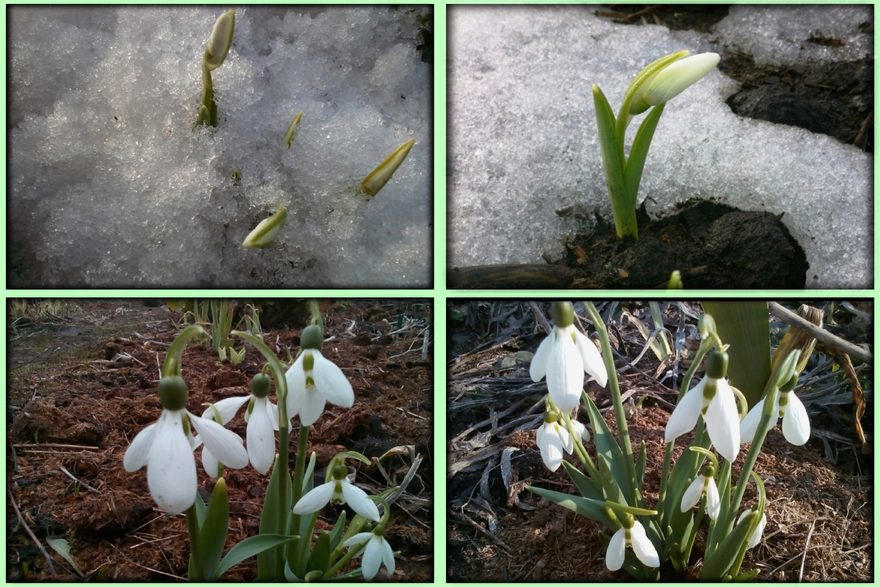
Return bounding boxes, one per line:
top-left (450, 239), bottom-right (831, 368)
top-left (528, 302), bottom-right (552, 335)
top-left (768, 302), bottom-right (871, 363)
top-left (58, 465), bottom-right (102, 494)
top-left (13, 443), bottom-right (100, 451)
top-left (8, 488), bottom-right (57, 576)
top-left (798, 519), bottom-right (817, 581)
top-left (449, 509), bottom-right (512, 555)
top-left (106, 541), bottom-right (185, 580)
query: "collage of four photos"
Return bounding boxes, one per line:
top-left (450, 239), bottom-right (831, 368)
top-left (5, 3), bottom-right (875, 583)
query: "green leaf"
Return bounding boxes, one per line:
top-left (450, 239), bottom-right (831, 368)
top-left (307, 532), bottom-right (332, 574)
top-left (303, 451), bottom-right (318, 492)
top-left (216, 535), bottom-right (297, 578)
top-left (193, 490), bottom-right (207, 528)
top-left (702, 302), bottom-right (771, 408)
top-left (199, 478), bottom-right (230, 579)
top-left (561, 460), bottom-right (604, 501)
top-left (305, 569), bottom-right (324, 582)
top-left (258, 456), bottom-right (291, 580)
top-left (527, 486), bottom-right (612, 527)
top-left (46, 537), bottom-right (81, 575)
top-left (592, 84), bottom-right (633, 239)
top-left (700, 511), bottom-right (759, 579)
top-left (624, 103), bottom-right (665, 209)
top-left (583, 393), bottom-right (632, 504)
top-left (328, 511), bottom-right (348, 552)
top-left (635, 441), bottom-right (647, 491)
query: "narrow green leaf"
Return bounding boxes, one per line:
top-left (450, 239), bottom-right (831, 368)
top-left (592, 85), bottom-right (634, 238)
top-left (258, 456), bottom-right (291, 579)
top-left (561, 460), bottom-right (604, 501)
top-left (701, 511), bottom-right (759, 579)
top-left (199, 478), bottom-right (230, 579)
top-left (328, 511), bottom-right (348, 552)
top-left (303, 451), bottom-right (318, 492)
top-left (624, 104), bottom-right (665, 209)
top-left (702, 302), bottom-right (771, 407)
top-left (193, 490), bottom-right (207, 528)
top-left (216, 535), bottom-right (297, 578)
top-left (527, 486), bottom-right (612, 527)
top-left (307, 532), bottom-right (332, 573)
top-left (635, 441), bottom-right (647, 491)
top-left (582, 393), bottom-right (632, 503)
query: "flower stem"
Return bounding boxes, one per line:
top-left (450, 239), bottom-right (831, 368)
top-left (325, 539), bottom-right (366, 578)
top-left (186, 505), bottom-right (202, 581)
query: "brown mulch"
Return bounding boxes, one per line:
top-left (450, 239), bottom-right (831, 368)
top-left (7, 300), bottom-right (433, 581)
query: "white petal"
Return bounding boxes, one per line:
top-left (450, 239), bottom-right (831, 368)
top-left (606, 528), bottom-right (626, 571)
top-left (739, 398), bottom-right (770, 444)
top-left (665, 379), bottom-right (705, 443)
top-left (202, 446), bottom-right (221, 479)
top-left (123, 422), bottom-right (157, 472)
top-left (680, 475), bottom-right (703, 512)
top-left (738, 510), bottom-right (767, 549)
top-left (313, 351), bottom-right (355, 408)
top-left (268, 401), bottom-right (280, 431)
top-left (246, 398), bottom-right (276, 474)
top-left (630, 521), bottom-right (660, 568)
top-left (704, 379), bottom-right (740, 462)
top-left (188, 412), bottom-right (248, 469)
top-left (292, 481), bottom-right (335, 514)
top-left (705, 478), bottom-right (721, 520)
top-left (285, 355), bottom-right (306, 418)
top-left (529, 335), bottom-right (552, 383)
top-left (536, 424), bottom-right (565, 472)
top-left (546, 330), bottom-right (584, 411)
top-left (341, 481), bottom-right (380, 522)
top-left (146, 411), bottom-right (197, 514)
top-left (379, 536), bottom-right (395, 576)
top-left (570, 419), bottom-right (589, 445)
top-left (343, 532), bottom-right (373, 549)
top-left (203, 395), bottom-right (250, 424)
top-left (361, 534), bottom-right (382, 580)
top-left (573, 329), bottom-right (608, 388)
top-left (782, 392), bottom-right (810, 446)
top-left (642, 52), bottom-right (720, 107)
top-left (298, 387), bottom-right (327, 427)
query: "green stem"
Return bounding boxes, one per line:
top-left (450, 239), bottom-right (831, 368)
top-left (291, 425), bottom-right (311, 572)
top-left (186, 505), bottom-right (202, 581)
top-left (563, 412), bottom-right (601, 480)
top-left (325, 539), bottom-right (366, 578)
top-left (584, 302), bottom-right (639, 505)
top-left (163, 325), bottom-right (207, 377)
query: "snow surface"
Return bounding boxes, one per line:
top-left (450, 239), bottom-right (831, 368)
top-left (10, 6), bottom-right (432, 288)
top-left (448, 5), bottom-right (872, 288)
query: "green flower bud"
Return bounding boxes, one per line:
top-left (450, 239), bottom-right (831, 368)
top-left (158, 375), bottom-right (188, 411)
top-left (242, 207), bottom-right (287, 249)
top-left (361, 138), bottom-right (415, 197)
top-left (550, 302), bottom-right (575, 328)
top-left (205, 9), bottom-right (235, 71)
top-left (250, 373), bottom-right (271, 398)
top-left (332, 465), bottom-right (349, 480)
top-left (698, 314), bottom-right (717, 339)
top-left (629, 52), bottom-right (719, 115)
top-left (301, 324), bottom-right (324, 350)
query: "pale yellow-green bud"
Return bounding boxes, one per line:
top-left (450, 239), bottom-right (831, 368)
top-left (242, 207), bottom-right (287, 249)
top-left (205, 9), bottom-right (235, 71)
top-left (284, 111), bottom-right (303, 149)
top-left (360, 138), bottom-right (415, 197)
top-left (629, 52), bottom-right (719, 115)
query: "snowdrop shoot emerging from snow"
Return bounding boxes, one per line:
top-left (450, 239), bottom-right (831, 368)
top-left (529, 301), bottom-right (608, 412)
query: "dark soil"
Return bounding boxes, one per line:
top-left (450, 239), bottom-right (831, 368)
top-left (447, 301), bottom-right (873, 582)
top-left (564, 200), bottom-right (808, 289)
top-left (7, 300), bottom-right (433, 582)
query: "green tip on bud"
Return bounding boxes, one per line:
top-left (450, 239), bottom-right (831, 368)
top-left (158, 375), bottom-right (188, 411)
top-left (698, 314), bottom-right (717, 339)
top-left (242, 207), bottom-right (287, 249)
top-left (205, 9), bottom-right (235, 71)
top-left (284, 111), bottom-right (303, 149)
top-left (780, 373), bottom-right (798, 394)
top-left (332, 465), bottom-right (349, 480)
top-left (667, 270), bottom-right (683, 289)
top-left (629, 51), bottom-right (719, 114)
top-left (301, 324), bottom-right (324, 350)
top-left (550, 302), bottom-right (575, 328)
top-left (250, 373), bottom-right (271, 398)
top-left (360, 138), bottom-right (415, 197)
top-left (706, 350), bottom-right (729, 379)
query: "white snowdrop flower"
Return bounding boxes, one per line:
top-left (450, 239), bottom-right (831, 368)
top-left (535, 411), bottom-right (589, 472)
top-left (664, 351), bottom-right (740, 462)
top-left (680, 468), bottom-right (721, 520)
top-left (286, 325), bottom-right (354, 426)
top-left (530, 302), bottom-right (608, 412)
top-left (123, 376), bottom-right (248, 514)
top-left (737, 509), bottom-right (768, 549)
top-left (739, 389), bottom-right (810, 446)
top-left (292, 466), bottom-right (380, 522)
top-left (630, 52), bottom-right (720, 114)
top-left (200, 373), bottom-right (280, 476)
top-left (343, 530), bottom-right (395, 580)
top-left (606, 517), bottom-right (659, 571)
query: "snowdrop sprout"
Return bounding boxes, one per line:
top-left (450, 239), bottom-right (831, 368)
top-left (664, 350), bottom-right (740, 462)
top-left (284, 111), bottom-right (303, 149)
top-left (195, 9), bottom-right (235, 127)
top-left (361, 138), bottom-right (416, 197)
top-left (242, 207), bottom-right (288, 249)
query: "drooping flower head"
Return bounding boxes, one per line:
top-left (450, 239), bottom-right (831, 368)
top-left (286, 325), bottom-right (355, 427)
top-left (737, 508), bottom-right (768, 550)
top-left (530, 302), bottom-right (608, 412)
top-left (664, 350), bottom-right (740, 462)
top-left (680, 463), bottom-right (721, 520)
top-left (740, 375), bottom-right (810, 446)
top-left (343, 529), bottom-right (396, 580)
top-left (292, 463), bottom-right (380, 522)
top-left (606, 514), bottom-right (660, 571)
top-left (535, 403), bottom-right (589, 472)
top-left (123, 375), bottom-right (248, 514)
